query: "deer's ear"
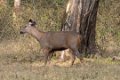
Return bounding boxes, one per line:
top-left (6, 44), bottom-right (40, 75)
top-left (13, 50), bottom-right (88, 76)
top-left (29, 19), bottom-right (33, 22)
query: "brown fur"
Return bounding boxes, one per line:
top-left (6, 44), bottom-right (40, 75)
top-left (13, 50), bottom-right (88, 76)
top-left (20, 19), bottom-right (83, 66)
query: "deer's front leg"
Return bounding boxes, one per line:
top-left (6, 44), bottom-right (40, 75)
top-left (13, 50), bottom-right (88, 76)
top-left (59, 51), bottom-right (65, 62)
top-left (43, 48), bottom-right (50, 66)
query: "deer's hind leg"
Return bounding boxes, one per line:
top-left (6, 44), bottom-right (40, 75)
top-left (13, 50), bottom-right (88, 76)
top-left (70, 48), bottom-right (83, 66)
top-left (69, 49), bottom-right (76, 66)
top-left (74, 49), bottom-right (83, 63)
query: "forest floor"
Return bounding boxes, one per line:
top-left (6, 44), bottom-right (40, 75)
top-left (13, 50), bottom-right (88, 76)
top-left (0, 54), bottom-right (120, 80)
top-left (0, 40), bottom-right (120, 80)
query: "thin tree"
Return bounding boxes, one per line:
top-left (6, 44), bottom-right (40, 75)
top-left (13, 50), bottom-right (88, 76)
top-left (61, 0), bottom-right (99, 57)
top-left (14, 0), bottom-right (21, 10)
top-left (0, 0), bottom-right (6, 6)
top-left (13, 0), bottom-right (21, 31)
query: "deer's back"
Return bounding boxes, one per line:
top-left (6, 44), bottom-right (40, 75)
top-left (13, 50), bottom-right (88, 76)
top-left (41, 31), bottom-right (81, 49)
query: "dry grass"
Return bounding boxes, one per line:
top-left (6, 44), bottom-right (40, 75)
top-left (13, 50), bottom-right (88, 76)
top-left (0, 39), bottom-right (120, 80)
top-left (96, 0), bottom-right (120, 57)
top-left (0, 57), bottom-right (120, 80)
top-left (0, 0), bottom-right (120, 80)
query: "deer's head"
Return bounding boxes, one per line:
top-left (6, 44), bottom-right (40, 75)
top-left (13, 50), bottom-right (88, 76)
top-left (20, 19), bottom-right (36, 34)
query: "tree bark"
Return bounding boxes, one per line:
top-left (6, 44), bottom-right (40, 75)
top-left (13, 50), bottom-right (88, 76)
top-left (61, 0), bottom-right (99, 56)
top-left (13, 0), bottom-right (21, 31)
top-left (0, 0), bottom-right (6, 6)
top-left (14, 0), bottom-right (21, 15)
top-left (14, 0), bottom-right (21, 10)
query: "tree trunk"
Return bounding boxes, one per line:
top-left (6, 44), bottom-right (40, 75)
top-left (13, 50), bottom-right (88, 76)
top-left (0, 0), bottom-right (6, 6)
top-left (13, 0), bottom-right (21, 16)
top-left (14, 0), bottom-right (21, 10)
top-left (61, 0), bottom-right (99, 57)
top-left (12, 0), bottom-right (21, 31)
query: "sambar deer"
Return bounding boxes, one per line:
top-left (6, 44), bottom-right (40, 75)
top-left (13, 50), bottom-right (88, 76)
top-left (20, 19), bottom-right (83, 66)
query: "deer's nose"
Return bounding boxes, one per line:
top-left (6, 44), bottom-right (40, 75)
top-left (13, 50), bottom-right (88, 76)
top-left (20, 31), bottom-right (24, 34)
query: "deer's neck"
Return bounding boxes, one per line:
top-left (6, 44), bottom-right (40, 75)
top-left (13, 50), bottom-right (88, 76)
top-left (29, 27), bottom-right (44, 41)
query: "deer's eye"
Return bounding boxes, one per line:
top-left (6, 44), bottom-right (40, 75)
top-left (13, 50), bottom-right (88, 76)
top-left (31, 23), bottom-right (34, 26)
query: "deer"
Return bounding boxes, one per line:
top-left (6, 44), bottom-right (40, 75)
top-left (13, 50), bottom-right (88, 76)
top-left (20, 19), bottom-right (83, 66)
